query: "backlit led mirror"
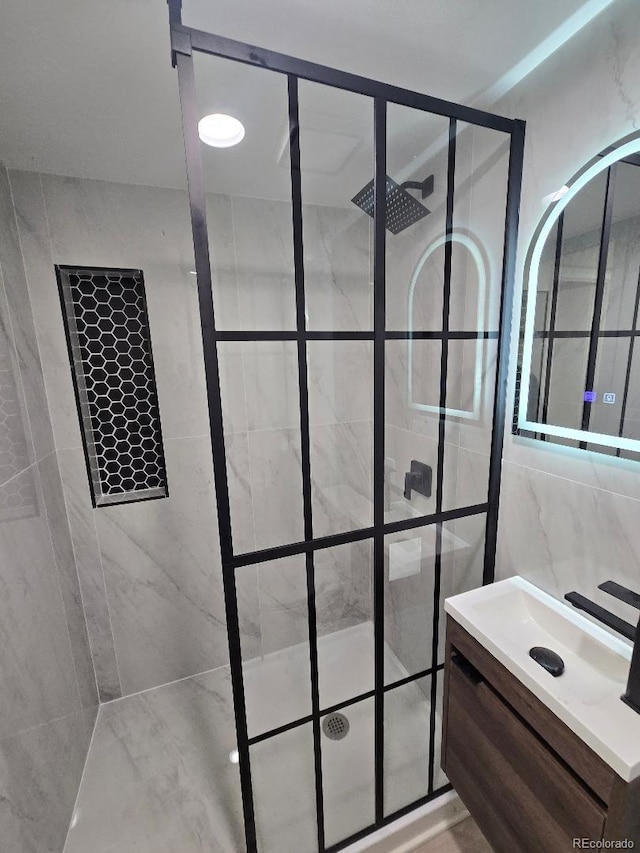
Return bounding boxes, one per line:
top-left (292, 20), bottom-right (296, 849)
top-left (515, 132), bottom-right (640, 459)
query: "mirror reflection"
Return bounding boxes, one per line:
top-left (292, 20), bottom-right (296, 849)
top-left (517, 137), bottom-right (640, 457)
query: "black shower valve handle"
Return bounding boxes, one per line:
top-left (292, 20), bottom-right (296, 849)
top-left (403, 460), bottom-right (433, 501)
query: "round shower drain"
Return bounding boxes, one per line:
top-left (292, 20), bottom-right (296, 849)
top-left (322, 712), bottom-right (350, 741)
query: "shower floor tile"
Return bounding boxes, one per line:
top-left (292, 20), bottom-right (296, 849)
top-left (64, 624), bottom-right (444, 853)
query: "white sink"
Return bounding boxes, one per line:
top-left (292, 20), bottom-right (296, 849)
top-left (445, 576), bottom-right (640, 781)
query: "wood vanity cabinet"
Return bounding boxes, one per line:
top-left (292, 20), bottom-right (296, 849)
top-left (442, 616), bottom-right (640, 853)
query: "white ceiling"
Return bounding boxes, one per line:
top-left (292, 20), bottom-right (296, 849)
top-left (0, 0), bottom-right (615, 200)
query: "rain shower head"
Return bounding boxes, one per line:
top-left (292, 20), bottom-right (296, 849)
top-left (351, 174), bottom-right (434, 235)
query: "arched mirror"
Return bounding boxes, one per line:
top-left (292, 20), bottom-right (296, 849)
top-left (515, 132), bottom-right (640, 458)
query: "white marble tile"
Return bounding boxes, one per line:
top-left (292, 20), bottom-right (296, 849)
top-left (38, 453), bottom-right (98, 710)
top-left (0, 466), bottom-right (83, 738)
top-left (241, 341), bottom-right (300, 431)
top-left (315, 540), bottom-right (372, 641)
top-left (442, 443), bottom-right (490, 511)
top-left (256, 555), bottom-right (309, 658)
top-left (65, 626), bottom-right (443, 853)
top-left (449, 123), bottom-right (510, 333)
top-left (58, 447), bottom-right (122, 702)
top-left (497, 460), bottom-right (640, 627)
top-left (226, 431), bottom-right (257, 555)
top-left (448, 512), bottom-right (487, 599)
top-left (8, 170), bottom-right (84, 451)
top-left (65, 668), bottom-right (245, 853)
top-left (307, 339), bottom-right (373, 426)
top-left (95, 436), bottom-right (234, 695)
top-left (385, 338), bottom-right (440, 439)
top-left (0, 707), bottom-right (96, 853)
top-left (218, 345), bottom-right (248, 435)
top-left (247, 427), bottom-right (305, 549)
top-left (205, 192), bottom-right (242, 331)
top-left (383, 678), bottom-right (431, 815)
top-left (310, 421), bottom-right (373, 537)
top-left (385, 126), bottom-right (449, 333)
top-left (251, 722), bottom-right (318, 853)
top-left (37, 173), bottom-right (210, 443)
top-left (303, 205), bottom-right (373, 332)
top-left (317, 621), bottom-right (374, 711)
top-left (231, 196), bottom-right (297, 332)
top-left (445, 339), bottom-right (497, 456)
top-left (0, 167), bottom-right (55, 463)
top-left (0, 286), bottom-right (35, 487)
top-left (383, 525), bottom-right (438, 682)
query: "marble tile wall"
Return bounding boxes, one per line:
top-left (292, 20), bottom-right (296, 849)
top-left (10, 172), bottom-right (383, 697)
top-left (8, 103), bottom-right (514, 709)
top-left (0, 163), bottom-right (98, 852)
top-left (494, 0), bottom-right (640, 614)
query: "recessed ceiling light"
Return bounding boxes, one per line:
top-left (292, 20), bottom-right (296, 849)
top-left (198, 114), bottom-right (245, 148)
top-left (542, 185), bottom-right (569, 205)
top-left (229, 749), bottom-right (239, 764)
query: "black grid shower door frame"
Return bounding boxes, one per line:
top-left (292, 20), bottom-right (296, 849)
top-left (170, 9), bottom-right (524, 851)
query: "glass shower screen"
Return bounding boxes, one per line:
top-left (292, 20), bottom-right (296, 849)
top-left (171, 14), bottom-right (523, 852)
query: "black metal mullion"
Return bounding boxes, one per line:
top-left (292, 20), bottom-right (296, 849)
top-left (540, 214), bottom-right (564, 428)
top-left (617, 267), bottom-right (640, 454)
top-left (535, 329), bottom-right (640, 339)
top-left (174, 48), bottom-right (257, 852)
top-left (580, 163), bottom-right (617, 442)
top-left (483, 119), bottom-right (526, 585)
top-left (214, 329), bottom-right (498, 341)
top-left (288, 74), bottom-right (325, 853)
top-left (385, 330), bottom-right (499, 340)
top-left (246, 663), bottom-right (446, 749)
top-left (373, 97), bottom-right (387, 824)
top-left (174, 26), bottom-right (513, 133)
top-left (231, 502), bottom-right (489, 568)
top-left (427, 117), bottom-right (456, 795)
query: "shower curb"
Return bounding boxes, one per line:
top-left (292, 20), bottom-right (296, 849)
top-left (341, 791), bottom-right (468, 853)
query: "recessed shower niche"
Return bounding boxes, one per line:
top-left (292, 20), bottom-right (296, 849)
top-left (57, 265), bottom-right (168, 507)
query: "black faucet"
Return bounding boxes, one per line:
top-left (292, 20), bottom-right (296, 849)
top-left (403, 460), bottom-right (432, 501)
top-left (565, 580), bottom-right (640, 714)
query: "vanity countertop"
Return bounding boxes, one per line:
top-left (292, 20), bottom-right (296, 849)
top-left (445, 576), bottom-right (640, 782)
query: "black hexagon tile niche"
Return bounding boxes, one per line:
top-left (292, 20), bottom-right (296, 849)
top-left (56, 266), bottom-right (168, 507)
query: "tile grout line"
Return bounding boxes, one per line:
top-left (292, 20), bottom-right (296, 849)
top-left (0, 705), bottom-right (95, 746)
top-left (0, 449), bottom-right (51, 491)
top-left (100, 658), bottom-right (231, 706)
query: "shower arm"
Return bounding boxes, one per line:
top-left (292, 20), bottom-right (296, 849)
top-left (399, 174), bottom-right (434, 199)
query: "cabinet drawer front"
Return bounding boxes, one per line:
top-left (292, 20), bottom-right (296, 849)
top-left (445, 655), bottom-right (605, 853)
